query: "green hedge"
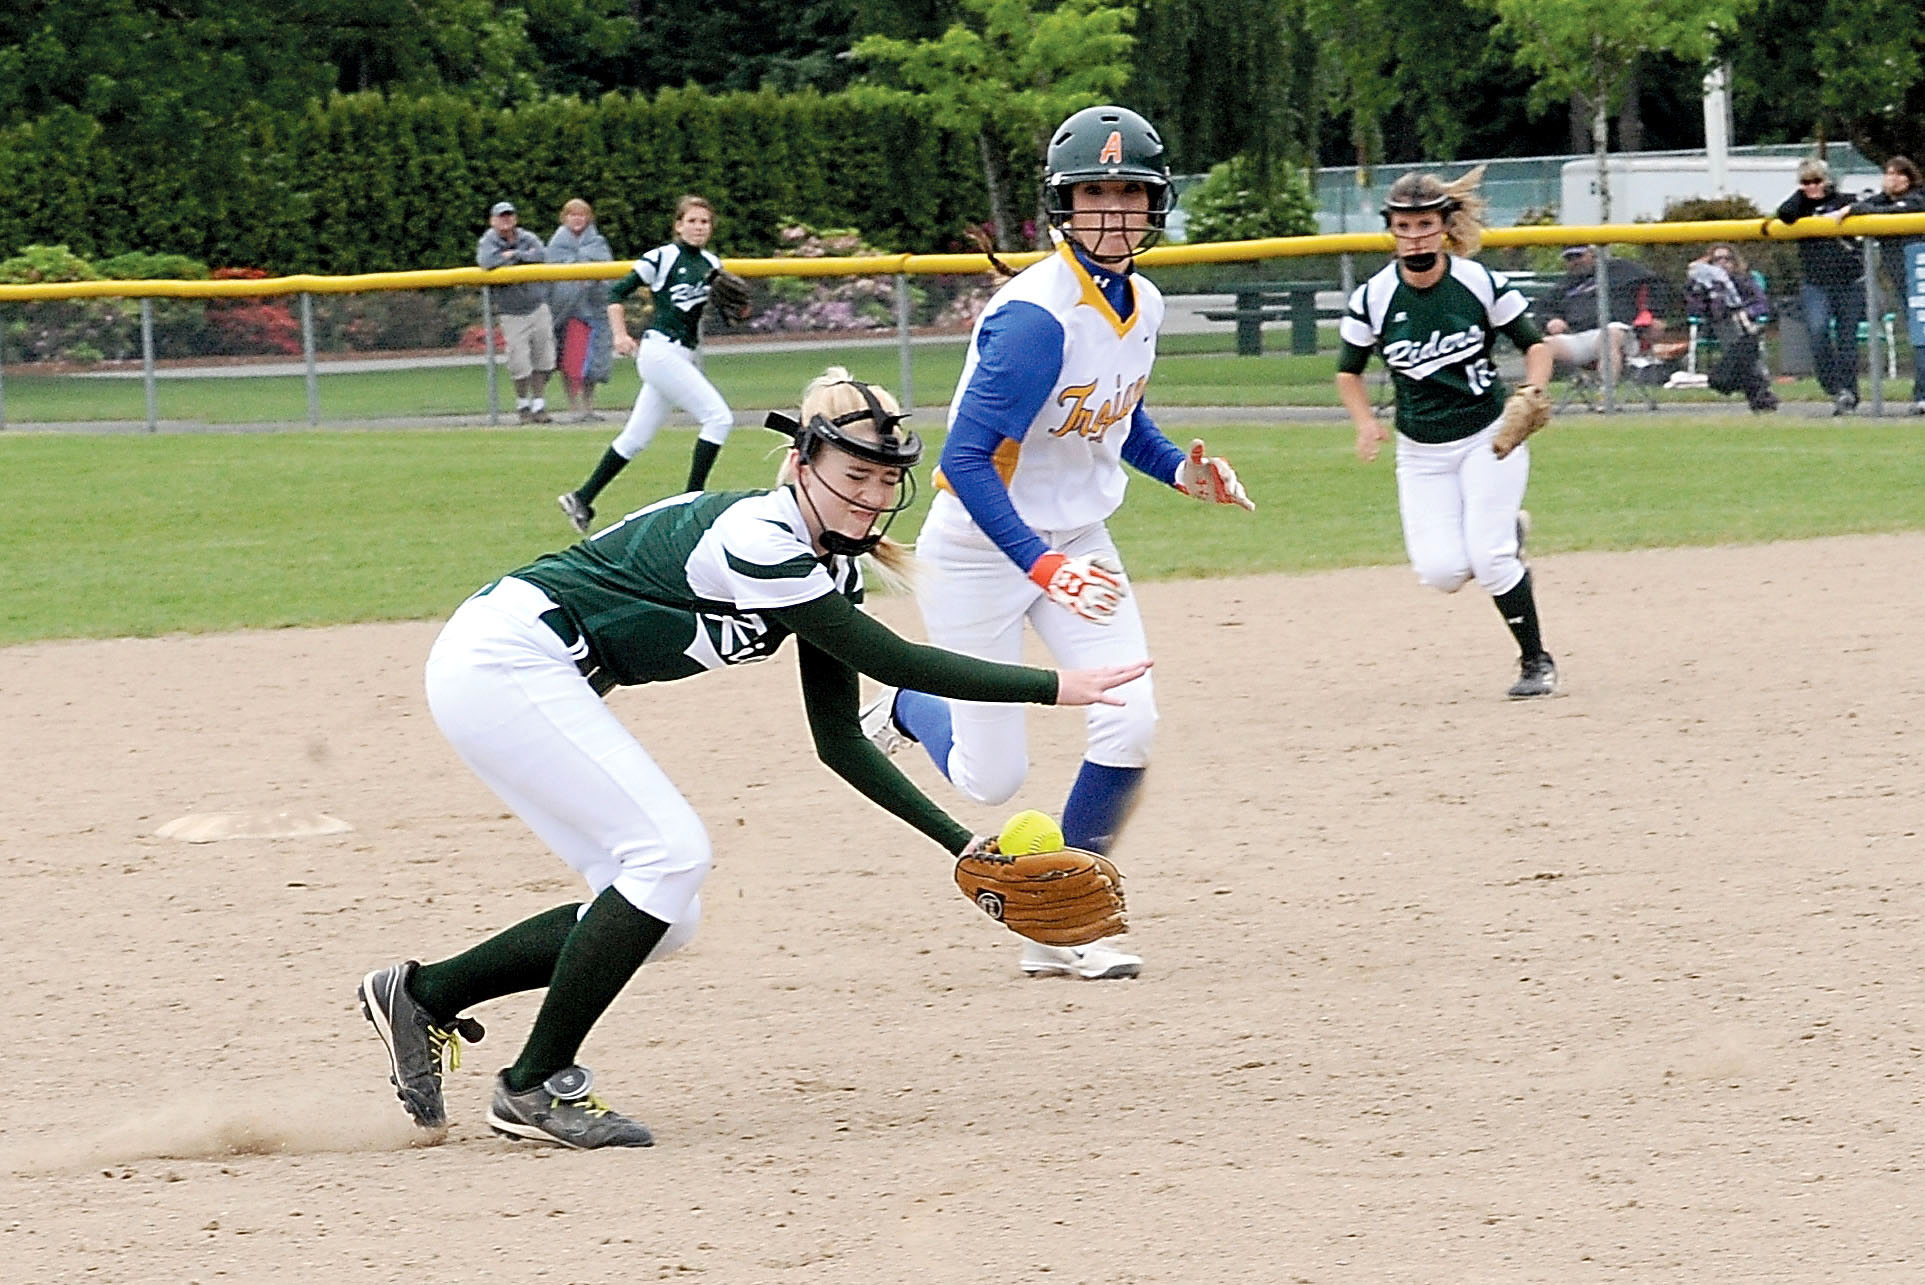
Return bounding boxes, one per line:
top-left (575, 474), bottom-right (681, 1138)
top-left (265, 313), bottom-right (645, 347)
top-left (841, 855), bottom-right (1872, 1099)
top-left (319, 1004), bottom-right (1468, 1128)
top-left (0, 89), bottom-right (987, 274)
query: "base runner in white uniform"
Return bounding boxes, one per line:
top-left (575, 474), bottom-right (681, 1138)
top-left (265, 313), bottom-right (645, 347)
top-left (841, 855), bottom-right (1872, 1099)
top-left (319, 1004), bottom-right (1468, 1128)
top-left (557, 195), bottom-right (736, 533)
top-left (861, 106), bottom-right (1255, 981)
top-left (358, 369), bottom-right (1149, 1149)
top-left (1334, 167), bottom-right (1560, 700)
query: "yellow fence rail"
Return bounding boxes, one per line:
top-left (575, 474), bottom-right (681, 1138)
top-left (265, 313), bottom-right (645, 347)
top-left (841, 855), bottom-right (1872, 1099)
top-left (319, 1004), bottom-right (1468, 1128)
top-left (5, 215), bottom-right (1925, 302)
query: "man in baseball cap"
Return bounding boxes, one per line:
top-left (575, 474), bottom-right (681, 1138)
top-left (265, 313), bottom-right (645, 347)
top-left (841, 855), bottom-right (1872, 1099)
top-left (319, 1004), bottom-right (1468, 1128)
top-left (477, 201), bottom-right (556, 422)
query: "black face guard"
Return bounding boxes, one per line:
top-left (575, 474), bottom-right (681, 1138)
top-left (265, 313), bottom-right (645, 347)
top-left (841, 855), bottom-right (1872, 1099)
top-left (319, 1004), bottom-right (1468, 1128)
top-left (1047, 188), bottom-right (1171, 265)
top-left (764, 381), bottom-right (922, 556)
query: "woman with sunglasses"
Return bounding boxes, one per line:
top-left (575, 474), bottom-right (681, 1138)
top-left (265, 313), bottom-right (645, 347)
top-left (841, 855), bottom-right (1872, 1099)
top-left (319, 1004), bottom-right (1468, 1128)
top-left (1776, 160), bottom-right (1865, 415)
top-left (358, 367), bottom-right (1150, 1149)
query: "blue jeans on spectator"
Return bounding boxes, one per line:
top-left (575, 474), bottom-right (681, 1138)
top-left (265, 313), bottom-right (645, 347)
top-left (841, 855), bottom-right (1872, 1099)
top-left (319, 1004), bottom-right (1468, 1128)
top-left (1801, 280), bottom-right (1864, 399)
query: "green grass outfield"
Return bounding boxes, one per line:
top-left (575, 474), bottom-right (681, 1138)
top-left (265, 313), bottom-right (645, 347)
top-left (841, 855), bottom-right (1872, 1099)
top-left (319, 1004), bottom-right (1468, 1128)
top-left (4, 419), bottom-right (1920, 646)
top-left (0, 332), bottom-right (1842, 423)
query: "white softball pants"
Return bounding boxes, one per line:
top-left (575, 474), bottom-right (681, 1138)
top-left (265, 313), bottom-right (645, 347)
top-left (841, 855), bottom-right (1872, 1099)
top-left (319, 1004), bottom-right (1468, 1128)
top-left (1393, 416), bottom-right (1529, 597)
top-left (913, 491), bottom-right (1157, 806)
top-left (423, 576), bottom-right (702, 957)
top-left (612, 332), bottom-right (734, 459)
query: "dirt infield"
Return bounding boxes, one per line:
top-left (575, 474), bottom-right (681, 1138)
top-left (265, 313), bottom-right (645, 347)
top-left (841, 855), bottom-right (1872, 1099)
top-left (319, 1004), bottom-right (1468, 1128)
top-left (3, 534), bottom-right (1922, 1283)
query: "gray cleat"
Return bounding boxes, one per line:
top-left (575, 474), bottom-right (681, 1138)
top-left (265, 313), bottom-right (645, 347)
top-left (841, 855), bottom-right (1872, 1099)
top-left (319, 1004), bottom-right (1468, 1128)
top-left (557, 491), bottom-right (595, 534)
top-left (488, 1066), bottom-right (654, 1149)
top-left (358, 961), bottom-right (484, 1129)
top-left (1507, 652), bottom-right (1559, 700)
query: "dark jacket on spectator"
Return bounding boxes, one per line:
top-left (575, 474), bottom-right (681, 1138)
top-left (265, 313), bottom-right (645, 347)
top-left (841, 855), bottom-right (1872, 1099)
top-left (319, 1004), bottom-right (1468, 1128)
top-left (1840, 186), bottom-right (1925, 295)
top-left (1542, 257), bottom-right (1665, 332)
top-left (1774, 188), bottom-right (1863, 287)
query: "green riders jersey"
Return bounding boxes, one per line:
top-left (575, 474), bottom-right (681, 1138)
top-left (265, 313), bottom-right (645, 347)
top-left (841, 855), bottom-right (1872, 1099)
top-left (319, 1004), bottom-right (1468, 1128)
top-left (515, 488), bottom-right (860, 687)
top-left (608, 241), bottom-right (724, 349)
top-left (1338, 256), bottom-right (1543, 444)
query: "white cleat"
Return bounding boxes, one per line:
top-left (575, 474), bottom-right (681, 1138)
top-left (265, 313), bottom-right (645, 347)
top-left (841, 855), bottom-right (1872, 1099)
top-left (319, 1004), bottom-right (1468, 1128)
top-left (859, 687), bottom-right (909, 756)
top-left (1020, 937), bottom-right (1142, 980)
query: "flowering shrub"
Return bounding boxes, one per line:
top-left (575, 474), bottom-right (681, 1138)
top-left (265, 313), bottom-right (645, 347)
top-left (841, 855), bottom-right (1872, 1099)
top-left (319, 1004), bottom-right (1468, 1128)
top-left (0, 245), bottom-right (134, 363)
top-left (746, 225), bottom-right (902, 334)
top-left (204, 268), bottom-right (301, 355)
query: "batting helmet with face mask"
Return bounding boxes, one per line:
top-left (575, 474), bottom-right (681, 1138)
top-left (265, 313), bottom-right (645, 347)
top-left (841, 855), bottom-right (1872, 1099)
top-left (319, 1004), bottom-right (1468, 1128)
top-left (1042, 106), bottom-right (1173, 254)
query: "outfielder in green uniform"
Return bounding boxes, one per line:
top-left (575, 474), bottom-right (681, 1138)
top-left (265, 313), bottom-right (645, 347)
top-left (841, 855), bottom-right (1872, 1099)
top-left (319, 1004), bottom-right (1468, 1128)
top-left (1335, 167), bottom-right (1560, 700)
top-left (557, 195), bottom-right (737, 534)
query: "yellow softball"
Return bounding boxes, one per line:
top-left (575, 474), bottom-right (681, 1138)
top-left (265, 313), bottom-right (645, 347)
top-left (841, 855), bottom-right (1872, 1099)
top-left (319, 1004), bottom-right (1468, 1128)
top-left (997, 809), bottom-right (1065, 855)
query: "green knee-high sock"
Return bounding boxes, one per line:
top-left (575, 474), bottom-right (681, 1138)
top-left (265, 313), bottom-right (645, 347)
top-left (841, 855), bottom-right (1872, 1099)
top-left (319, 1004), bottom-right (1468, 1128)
top-left (505, 887), bottom-right (669, 1092)
top-left (576, 447), bottom-right (631, 505)
top-left (685, 438), bottom-right (723, 491)
top-left (408, 903), bottom-right (580, 1020)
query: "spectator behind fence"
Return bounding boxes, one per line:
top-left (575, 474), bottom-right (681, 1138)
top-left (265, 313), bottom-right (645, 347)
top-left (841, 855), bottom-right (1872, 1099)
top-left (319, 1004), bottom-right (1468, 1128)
top-left (1823, 155), bottom-right (1925, 414)
top-left (1540, 245), bottom-right (1665, 380)
top-left (549, 199), bottom-right (616, 422)
top-left (1684, 244), bottom-right (1777, 414)
top-left (1775, 159), bottom-right (1864, 416)
top-left (477, 200), bottom-right (557, 424)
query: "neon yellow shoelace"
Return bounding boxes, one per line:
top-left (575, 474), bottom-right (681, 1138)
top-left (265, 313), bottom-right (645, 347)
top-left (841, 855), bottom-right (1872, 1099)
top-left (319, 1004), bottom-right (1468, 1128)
top-left (427, 1024), bottom-right (466, 1073)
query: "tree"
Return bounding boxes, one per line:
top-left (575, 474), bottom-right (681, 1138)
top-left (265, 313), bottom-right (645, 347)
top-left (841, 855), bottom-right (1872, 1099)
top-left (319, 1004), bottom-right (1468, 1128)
top-left (850, 0), bottom-right (1134, 249)
top-left (1127, 0), bottom-right (1317, 177)
top-left (1480, 0), bottom-right (1755, 220)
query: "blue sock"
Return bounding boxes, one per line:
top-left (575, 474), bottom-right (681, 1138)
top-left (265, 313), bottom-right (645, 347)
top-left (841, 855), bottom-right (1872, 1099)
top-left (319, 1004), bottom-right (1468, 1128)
top-left (1061, 761), bottom-right (1145, 855)
top-left (891, 689), bottom-right (955, 780)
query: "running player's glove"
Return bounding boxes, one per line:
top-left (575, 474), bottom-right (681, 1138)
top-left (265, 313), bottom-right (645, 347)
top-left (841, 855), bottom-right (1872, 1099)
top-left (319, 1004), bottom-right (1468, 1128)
top-left (954, 841), bottom-right (1128, 947)
top-left (705, 268), bottom-right (754, 323)
top-left (1492, 384), bottom-right (1552, 459)
top-left (1174, 438), bottom-right (1256, 511)
top-left (1028, 551), bottom-right (1127, 624)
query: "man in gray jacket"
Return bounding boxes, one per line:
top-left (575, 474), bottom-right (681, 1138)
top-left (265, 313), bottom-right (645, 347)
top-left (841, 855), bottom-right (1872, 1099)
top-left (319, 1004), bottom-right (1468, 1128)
top-left (477, 201), bottom-right (556, 423)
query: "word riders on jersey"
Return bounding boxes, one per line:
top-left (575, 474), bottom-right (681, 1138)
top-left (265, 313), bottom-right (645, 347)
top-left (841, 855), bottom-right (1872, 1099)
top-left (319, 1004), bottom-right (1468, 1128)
top-left (1341, 257), bottom-right (1531, 444)
top-left (947, 242), bottom-right (1164, 532)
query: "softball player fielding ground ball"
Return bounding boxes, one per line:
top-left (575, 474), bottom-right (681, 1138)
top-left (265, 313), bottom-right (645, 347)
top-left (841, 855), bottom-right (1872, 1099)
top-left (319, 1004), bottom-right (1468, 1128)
top-left (557, 195), bottom-right (735, 533)
top-left (1334, 168), bottom-right (1560, 700)
top-left (359, 369), bottom-right (1148, 1149)
top-left (860, 106), bottom-right (1254, 982)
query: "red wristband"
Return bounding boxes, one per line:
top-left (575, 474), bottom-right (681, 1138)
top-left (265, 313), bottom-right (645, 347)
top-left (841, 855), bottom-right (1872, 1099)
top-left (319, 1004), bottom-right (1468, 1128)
top-left (1027, 551), bottom-right (1066, 591)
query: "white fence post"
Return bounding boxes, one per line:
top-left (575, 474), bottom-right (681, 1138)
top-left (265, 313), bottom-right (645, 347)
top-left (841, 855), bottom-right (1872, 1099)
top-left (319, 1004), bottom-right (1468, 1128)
top-left (301, 292), bottom-right (320, 426)
top-left (1865, 237), bottom-right (1884, 416)
top-left (1595, 246), bottom-right (1616, 413)
top-left (141, 298), bottom-right (157, 433)
top-left (894, 273), bottom-right (914, 412)
top-left (481, 286), bottom-right (500, 426)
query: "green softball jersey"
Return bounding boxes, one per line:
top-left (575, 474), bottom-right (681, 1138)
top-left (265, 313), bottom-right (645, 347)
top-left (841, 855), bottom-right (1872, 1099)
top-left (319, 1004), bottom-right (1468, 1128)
top-left (1337, 256), bottom-right (1542, 444)
top-left (607, 241), bottom-right (722, 349)
top-left (513, 487), bottom-right (1059, 853)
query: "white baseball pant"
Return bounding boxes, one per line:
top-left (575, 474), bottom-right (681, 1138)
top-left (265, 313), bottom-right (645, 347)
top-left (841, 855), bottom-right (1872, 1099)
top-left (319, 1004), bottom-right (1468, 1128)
top-left (612, 332), bottom-right (734, 459)
top-left (913, 490), bottom-right (1156, 806)
top-left (424, 575), bottom-right (702, 956)
top-left (1393, 416), bottom-right (1529, 597)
